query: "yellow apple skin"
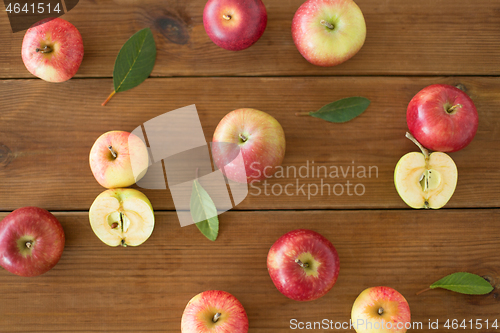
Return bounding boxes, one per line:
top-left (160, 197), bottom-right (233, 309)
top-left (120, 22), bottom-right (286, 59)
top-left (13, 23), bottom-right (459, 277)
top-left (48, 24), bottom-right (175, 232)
top-left (89, 188), bottom-right (154, 247)
top-left (351, 286), bottom-right (411, 333)
top-left (89, 131), bottom-right (149, 189)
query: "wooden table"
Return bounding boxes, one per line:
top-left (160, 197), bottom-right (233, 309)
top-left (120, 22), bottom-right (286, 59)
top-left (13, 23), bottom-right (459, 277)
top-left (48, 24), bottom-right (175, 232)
top-left (1, 0), bottom-right (499, 332)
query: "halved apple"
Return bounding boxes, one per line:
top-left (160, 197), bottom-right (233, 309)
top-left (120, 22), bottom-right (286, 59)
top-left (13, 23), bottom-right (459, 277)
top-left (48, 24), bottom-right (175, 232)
top-left (394, 132), bottom-right (458, 209)
top-left (89, 188), bottom-right (155, 246)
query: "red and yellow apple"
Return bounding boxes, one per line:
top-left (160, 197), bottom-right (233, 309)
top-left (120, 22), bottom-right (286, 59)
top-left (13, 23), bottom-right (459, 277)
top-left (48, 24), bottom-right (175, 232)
top-left (351, 286), bottom-right (411, 333)
top-left (22, 18), bottom-right (84, 82)
top-left (203, 0), bottom-right (267, 51)
top-left (89, 130), bottom-right (149, 189)
top-left (267, 229), bottom-right (340, 301)
top-left (181, 290), bottom-right (249, 333)
top-left (292, 0), bottom-right (366, 66)
top-left (0, 207), bottom-right (65, 277)
top-left (212, 108), bottom-right (286, 183)
top-left (89, 188), bottom-right (155, 247)
top-left (407, 84), bottom-right (478, 152)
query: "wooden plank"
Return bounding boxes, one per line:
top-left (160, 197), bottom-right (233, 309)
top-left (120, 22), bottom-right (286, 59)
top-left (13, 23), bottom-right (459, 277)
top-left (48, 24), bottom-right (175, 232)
top-left (1, 77), bottom-right (499, 211)
top-left (0, 210), bottom-right (498, 332)
top-left (1, 0), bottom-right (500, 77)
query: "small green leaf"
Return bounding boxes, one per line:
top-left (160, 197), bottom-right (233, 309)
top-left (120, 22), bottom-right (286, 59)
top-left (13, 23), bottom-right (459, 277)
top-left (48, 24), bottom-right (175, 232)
top-left (307, 97), bottom-right (370, 123)
top-left (430, 272), bottom-right (494, 295)
top-left (102, 28), bottom-right (156, 106)
top-left (114, 28), bottom-right (156, 93)
top-left (190, 179), bottom-right (219, 241)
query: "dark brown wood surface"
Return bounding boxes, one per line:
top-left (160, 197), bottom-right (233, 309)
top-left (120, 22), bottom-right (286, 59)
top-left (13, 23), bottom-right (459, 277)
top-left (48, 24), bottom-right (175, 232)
top-left (1, 0), bottom-right (500, 77)
top-left (0, 210), bottom-right (498, 332)
top-left (1, 0), bottom-right (499, 332)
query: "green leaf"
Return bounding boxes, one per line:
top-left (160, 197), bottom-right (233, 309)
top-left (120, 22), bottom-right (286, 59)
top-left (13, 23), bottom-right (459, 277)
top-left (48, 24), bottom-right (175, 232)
top-left (113, 28), bottom-right (156, 93)
top-left (430, 272), bottom-right (494, 295)
top-left (308, 97), bottom-right (370, 123)
top-left (190, 179), bottom-right (219, 241)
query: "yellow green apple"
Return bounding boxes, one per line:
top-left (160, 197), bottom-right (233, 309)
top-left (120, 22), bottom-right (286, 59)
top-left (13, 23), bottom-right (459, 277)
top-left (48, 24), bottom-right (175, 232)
top-left (351, 286), bottom-right (411, 333)
top-left (394, 132), bottom-right (457, 209)
top-left (89, 188), bottom-right (154, 247)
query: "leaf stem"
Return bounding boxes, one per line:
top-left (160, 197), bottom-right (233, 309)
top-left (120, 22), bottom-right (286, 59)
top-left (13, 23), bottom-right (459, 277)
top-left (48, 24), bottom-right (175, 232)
top-left (102, 90), bottom-right (116, 106)
top-left (295, 112), bottom-right (311, 117)
top-left (416, 287), bottom-right (432, 295)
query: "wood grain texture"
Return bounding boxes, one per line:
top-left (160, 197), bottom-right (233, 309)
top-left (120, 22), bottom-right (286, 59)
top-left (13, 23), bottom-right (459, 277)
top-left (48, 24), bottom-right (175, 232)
top-left (0, 210), bottom-right (498, 332)
top-left (1, 0), bottom-right (500, 77)
top-left (1, 77), bottom-right (499, 211)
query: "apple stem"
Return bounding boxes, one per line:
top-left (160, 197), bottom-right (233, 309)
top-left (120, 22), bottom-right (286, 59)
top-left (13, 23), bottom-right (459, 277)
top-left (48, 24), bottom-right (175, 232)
top-left (213, 312), bottom-right (222, 323)
top-left (446, 104), bottom-right (463, 114)
top-left (239, 133), bottom-right (248, 142)
top-left (222, 14), bottom-right (231, 20)
top-left (295, 112), bottom-right (311, 117)
top-left (416, 287), bottom-right (432, 295)
top-left (377, 307), bottom-right (384, 315)
top-left (295, 259), bottom-right (309, 268)
top-left (36, 45), bottom-right (52, 54)
top-left (108, 145), bottom-right (117, 159)
top-left (320, 20), bottom-right (335, 30)
top-left (405, 132), bottom-right (429, 159)
top-left (25, 241), bottom-right (33, 249)
top-left (102, 90), bottom-right (116, 106)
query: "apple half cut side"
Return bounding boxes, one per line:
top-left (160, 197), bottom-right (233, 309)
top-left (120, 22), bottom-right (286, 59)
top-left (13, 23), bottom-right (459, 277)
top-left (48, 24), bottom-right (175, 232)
top-left (89, 189), bottom-right (155, 247)
top-left (394, 133), bottom-right (457, 209)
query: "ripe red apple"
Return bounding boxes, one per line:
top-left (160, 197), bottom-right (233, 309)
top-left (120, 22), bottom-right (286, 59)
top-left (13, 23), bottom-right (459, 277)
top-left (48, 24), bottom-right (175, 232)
top-left (0, 207), bottom-right (65, 277)
top-left (89, 130), bottom-right (149, 189)
top-left (407, 84), bottom-right (478, 152)
top-left (351, 286), bottom-right (411, 333)
top-left (212, 108), bottom-right (286, 183)
top-left (267, 229), bottom-right (340, 301)
top-left (292, 0), bottom-right (366, 66)
top-left (181, 290), bottom-right (249, 333)
top-left (22, 18), bottom-right (84, 82)
top-left (203, 0), bottom-right (267, 51)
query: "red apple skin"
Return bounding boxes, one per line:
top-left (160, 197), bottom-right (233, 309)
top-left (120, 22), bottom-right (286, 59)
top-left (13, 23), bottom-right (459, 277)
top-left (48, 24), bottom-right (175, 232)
top-left (22, 18), bottom-right (84, 82)
top-left (203, 0), bottom-right (267, 51)
top-left (181, 290), bottom-right (249, 333)
top-left (407, 84), bottom-right (478, 153)
top-left (267, 229), bottom-right (340, 301)
top-left (351, 286), bottom-right (411, 333)
top-left (212, 108), bottom-right (286, 183)
top-left (0, 207), bottom-right (65, 277)
top-left (292, 0), bottom-right (366, 66)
